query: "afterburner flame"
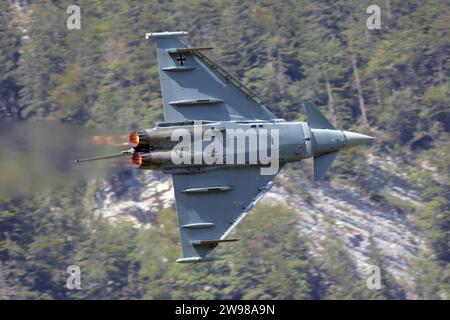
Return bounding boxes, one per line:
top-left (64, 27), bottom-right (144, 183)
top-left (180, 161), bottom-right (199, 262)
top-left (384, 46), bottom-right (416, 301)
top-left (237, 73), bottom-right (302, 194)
top-left (132, 153), bottom-right (142, 167)
top-left (91, 134), bottom-right (128, 146)
top-left (129, 131), bottom-right (139, 147)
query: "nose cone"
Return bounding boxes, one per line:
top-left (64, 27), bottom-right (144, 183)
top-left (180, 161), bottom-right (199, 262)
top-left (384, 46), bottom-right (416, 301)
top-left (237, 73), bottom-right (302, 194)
top-left (343, 131), bottom-right (375, 148)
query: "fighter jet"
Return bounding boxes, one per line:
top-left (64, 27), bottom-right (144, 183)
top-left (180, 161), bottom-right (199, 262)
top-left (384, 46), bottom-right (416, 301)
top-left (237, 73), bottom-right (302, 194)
top-left (76, 31), bottom-right (374, 263)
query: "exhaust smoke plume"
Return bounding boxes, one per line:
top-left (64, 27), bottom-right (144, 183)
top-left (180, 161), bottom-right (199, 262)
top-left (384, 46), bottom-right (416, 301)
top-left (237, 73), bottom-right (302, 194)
top-left (0, 120), bottom-right (132, 197)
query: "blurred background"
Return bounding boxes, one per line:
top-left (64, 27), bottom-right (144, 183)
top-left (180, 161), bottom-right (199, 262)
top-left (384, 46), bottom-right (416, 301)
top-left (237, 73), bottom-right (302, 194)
top-left (0, 0), bottom-right (448, 299)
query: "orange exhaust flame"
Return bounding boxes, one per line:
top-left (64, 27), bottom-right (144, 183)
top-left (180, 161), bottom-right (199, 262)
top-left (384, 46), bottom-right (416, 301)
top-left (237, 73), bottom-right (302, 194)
top-left (129, 131), bottom-right (139, 147)
top-left (132, 153), bottom-right (142, 167)
top-left (91, 134), bottom-right (129, 146)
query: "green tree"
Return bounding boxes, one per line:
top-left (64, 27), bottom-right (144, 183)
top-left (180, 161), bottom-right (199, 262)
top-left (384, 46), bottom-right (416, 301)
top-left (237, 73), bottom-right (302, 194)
top-left (0, 1), bottom-right (22, 118)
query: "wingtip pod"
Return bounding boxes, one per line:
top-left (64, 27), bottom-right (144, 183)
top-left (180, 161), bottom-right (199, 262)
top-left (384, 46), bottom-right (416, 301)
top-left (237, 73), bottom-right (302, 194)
top-left (145, 31), bottom-right (189, 39)
top-left (176, 256), bottom-right (217, 264)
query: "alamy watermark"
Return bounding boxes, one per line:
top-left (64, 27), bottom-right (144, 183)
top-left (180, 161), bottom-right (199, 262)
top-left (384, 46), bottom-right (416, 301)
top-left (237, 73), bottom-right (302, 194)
top-left (367, 5), bottom-right (381, 30)
top-left (66, 265), bottom-right (81, 290)
top-left (170, 122), bottom-right (280, 175)
top-left (67, 4), bottom-right (382, 32)
top-left (366, 264), bottom-right (381, 290)
top-left (66, 5), bottom-right (81, 30)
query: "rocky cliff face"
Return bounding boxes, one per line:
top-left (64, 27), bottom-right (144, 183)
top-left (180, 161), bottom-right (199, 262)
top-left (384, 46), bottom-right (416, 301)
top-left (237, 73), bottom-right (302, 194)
top-left (265, 177), bottom-right (424, 287)
top-left (92, 153), bottom-right (427, 297)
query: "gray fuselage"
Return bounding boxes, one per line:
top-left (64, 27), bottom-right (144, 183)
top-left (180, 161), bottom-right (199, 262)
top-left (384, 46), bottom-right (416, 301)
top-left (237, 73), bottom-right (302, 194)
top-left (131, 120), bottom-right (350, 174)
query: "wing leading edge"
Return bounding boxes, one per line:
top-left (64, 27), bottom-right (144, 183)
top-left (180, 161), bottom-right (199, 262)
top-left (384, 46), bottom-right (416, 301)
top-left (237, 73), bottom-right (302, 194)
top-left (146, 31), bottom-right (277, 122)
top-left (172, 165), bottom-right (281, 263)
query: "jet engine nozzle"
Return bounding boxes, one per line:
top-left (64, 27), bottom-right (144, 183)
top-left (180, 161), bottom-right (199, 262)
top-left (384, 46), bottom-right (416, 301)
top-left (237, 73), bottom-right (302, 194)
top-left (132, 152), bottom-right (142, 167)
top-left (129, 130), bottom-right (150, 150)
top-left (129, 129), bottom-right (178, 150)
top-left (131, 151), bottom-right (173, 169)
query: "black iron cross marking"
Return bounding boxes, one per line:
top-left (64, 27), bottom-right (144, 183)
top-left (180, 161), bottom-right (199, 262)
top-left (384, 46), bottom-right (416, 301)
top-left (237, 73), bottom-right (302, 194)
top-left (176, 53), bottom-right (186, 65)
